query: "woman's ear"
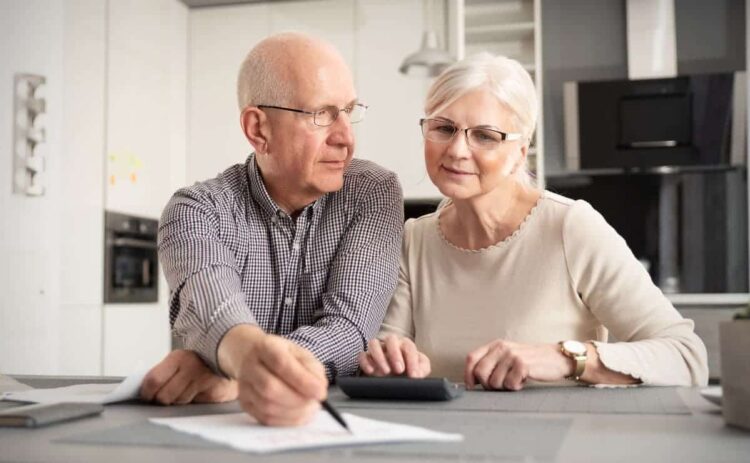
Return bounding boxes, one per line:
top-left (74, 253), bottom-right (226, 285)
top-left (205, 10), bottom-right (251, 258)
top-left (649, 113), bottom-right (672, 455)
top-left (240, 107), bottom-right (270, 155)
top-left (511, 143), bottom-right (529, 175)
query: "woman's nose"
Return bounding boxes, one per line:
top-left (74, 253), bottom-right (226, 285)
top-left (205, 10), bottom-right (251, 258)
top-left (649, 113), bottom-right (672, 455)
top-left (445, 129), bottom-right (471, 159)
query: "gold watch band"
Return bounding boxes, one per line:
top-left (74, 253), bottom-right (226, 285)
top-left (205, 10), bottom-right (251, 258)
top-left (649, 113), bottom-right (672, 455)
top-left (560, 341), bottom-right (587, 381)
top-left (569, 354), bottom-right (586, 381)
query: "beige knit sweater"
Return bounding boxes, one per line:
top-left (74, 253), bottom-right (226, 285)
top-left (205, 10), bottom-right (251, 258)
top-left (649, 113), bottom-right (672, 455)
top-left (378, 191), bottom-right (708, 386)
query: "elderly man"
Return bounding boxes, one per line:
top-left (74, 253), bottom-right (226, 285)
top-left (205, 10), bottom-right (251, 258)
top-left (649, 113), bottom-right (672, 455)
top-left (139, 32), bottom-right (403, 426)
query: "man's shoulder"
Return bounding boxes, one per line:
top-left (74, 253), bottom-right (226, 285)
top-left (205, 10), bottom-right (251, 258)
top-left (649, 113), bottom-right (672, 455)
top-left (335, 159), bottom-right (401, 207)
top-left (176, 161), bottom-right (248, 206)
top-left (344, 158), bottom-right (398, 185)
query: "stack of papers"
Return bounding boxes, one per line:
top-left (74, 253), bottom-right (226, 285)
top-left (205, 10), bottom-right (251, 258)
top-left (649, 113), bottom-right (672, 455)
top-left (150, 411), bottom-right (463, 454)
top-left (0, 372), bottom-right (145, 404)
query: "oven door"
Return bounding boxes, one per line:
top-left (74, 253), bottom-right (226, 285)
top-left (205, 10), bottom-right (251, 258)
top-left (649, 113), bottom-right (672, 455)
top-left (105, 237), bottom-right (159, 303)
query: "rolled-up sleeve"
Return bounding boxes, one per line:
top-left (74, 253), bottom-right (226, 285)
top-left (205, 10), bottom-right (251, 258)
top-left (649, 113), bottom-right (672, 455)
top-left (563, 201), bottom-right (709, 386)
top-left (159, 188), bottom-right (256, 374)
top-left (285, 173), bottom-right (404, 379)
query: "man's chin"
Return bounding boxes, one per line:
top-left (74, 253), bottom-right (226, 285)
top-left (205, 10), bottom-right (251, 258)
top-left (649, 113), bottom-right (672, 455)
top-left (317, 175), bottom-right (345, 194)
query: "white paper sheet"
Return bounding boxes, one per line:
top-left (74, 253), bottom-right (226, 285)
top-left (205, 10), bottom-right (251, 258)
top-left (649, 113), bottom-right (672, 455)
top-left (150, 411), bottom-right (463, 454)
top-left (0, 374), bottom-right (32, 394)
top-left (0, 371), bottom-right (145, 404)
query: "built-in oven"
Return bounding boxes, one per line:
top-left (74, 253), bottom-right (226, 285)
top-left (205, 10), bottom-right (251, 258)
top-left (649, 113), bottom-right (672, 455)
top-left (104, 211), bottom-right (159, 303)
top-left (564, 72), bottom-right (746, 171)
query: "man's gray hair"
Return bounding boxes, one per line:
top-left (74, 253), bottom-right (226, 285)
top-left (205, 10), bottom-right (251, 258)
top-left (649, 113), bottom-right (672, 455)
top-left (425, 53), bottom-right (539, 188)
top-left (236, 34), bottom-right (296, 110)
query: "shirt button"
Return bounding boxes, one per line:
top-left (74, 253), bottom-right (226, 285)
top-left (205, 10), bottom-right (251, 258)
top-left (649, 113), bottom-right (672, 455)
top-left (284, 297), bottom-right (293, 306)
top-left (292, 243), bottom-right (300, 251)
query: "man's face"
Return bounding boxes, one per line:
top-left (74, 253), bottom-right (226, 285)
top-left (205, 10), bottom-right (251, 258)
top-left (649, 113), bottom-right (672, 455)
top-left (261, 54), bottom-right (357, 206)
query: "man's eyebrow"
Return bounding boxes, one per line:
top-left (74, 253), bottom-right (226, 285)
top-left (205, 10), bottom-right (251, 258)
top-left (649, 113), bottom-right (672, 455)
top-left (433, 116), bottom-right (455, 123)
top-left (311, 98), bottom-right (359, 110)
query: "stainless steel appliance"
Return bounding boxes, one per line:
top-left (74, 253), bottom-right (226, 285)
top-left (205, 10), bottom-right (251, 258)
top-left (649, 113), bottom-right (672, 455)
top-left (560, 72), bottom-right (748, 294)
top-left (564, 72), bottom-right (746, 171)
top-left (104, 211), bottom-right (159, 303)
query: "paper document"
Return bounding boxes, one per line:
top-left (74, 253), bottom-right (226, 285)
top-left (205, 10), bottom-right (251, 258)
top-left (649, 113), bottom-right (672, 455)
top-left (150, 411), bottom-right (463, 454)
top-left (0, 375), bottom-right (32, 394)
top-left (0, 371), bottom-right (145, 404)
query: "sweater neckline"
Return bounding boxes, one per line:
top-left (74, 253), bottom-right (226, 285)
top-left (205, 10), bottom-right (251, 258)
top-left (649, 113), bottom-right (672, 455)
top-left (435, 191), bottom-right (546, 253)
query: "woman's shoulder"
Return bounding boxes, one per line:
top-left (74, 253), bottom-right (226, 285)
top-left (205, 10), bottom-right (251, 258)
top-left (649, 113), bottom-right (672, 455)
top-left (539, 191), bottom-right (604, 231)
top-left (542, 191), bottom-right (627, 263)
top-left (404, 210), bottom-right (440, 241)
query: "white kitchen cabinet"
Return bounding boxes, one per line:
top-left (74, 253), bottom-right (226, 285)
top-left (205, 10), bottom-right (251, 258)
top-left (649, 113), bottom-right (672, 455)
top-left (0, 0), bottom-right (106, 375)
top-left (106, 0), bottom-right (188, 220)
top-left (187, 3), bottom-right (272, 185)
top-left (103, 0), bottom-right (188, 376)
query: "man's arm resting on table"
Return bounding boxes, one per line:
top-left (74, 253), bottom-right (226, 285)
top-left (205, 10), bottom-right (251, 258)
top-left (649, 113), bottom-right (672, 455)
top-left (285, 173), bottom-right (403, 379)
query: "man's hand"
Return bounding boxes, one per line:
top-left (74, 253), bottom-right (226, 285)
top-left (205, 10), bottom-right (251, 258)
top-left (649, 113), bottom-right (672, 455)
top-left (464, 340), bottom-right (572, 391)
top-left (218, 325), bottom-right (328, 426)
top-left (140, 350), bottom-right (239, 405)
top-left (358, 334), bottom-right (431, 378)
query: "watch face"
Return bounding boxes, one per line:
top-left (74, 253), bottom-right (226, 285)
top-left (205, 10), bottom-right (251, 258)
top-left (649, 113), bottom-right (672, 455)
top-left (563, 340), bottom-right (587, 356)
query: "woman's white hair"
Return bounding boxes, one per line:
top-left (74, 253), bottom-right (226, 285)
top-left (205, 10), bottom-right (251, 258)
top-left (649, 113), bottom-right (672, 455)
top-left (425, 53), bottom-right (539, 188)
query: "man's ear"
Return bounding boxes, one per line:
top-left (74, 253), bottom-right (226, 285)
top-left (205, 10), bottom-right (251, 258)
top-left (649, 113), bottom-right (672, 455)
top-left (240, 107), bottom-right (271, 154)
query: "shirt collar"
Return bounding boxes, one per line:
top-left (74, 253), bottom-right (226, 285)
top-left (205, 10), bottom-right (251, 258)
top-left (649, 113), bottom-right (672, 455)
top-left (246, 153), bottom-right (327, 221)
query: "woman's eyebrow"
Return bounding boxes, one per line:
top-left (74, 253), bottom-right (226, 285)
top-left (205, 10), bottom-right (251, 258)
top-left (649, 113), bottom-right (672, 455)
top-left (474, 124), bottom-right (502, 131)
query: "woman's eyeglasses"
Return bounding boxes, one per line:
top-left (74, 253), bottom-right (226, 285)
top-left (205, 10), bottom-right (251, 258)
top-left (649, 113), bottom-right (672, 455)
top-left (420, 118), bottom-right (522, 150)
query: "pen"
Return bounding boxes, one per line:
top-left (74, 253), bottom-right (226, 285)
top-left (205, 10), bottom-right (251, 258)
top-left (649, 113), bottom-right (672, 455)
top-left (321, 399), bottom-right (351, 433)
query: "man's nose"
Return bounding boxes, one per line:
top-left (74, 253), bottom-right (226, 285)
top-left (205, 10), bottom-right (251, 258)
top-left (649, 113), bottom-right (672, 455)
top-left (328, 111), bottom-right (355, 146)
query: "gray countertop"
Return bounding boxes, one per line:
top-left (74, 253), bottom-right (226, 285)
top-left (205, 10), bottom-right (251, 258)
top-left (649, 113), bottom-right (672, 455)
top-left (1, 376), bottom-right (749, 462)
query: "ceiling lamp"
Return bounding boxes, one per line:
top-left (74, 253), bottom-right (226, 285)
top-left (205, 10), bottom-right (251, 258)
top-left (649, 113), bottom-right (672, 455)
top-left (399, 30), bottom-right (455, 78)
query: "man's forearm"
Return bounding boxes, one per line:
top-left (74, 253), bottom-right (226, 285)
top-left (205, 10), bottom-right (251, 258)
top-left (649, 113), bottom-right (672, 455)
top-left (285, 318), bottom-right (366, 379)
top-left (170, 268), bottom-right (259, 374)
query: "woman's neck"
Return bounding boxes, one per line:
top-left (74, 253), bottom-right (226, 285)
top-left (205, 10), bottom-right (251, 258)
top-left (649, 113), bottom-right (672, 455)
top-left (440, 182), bottom-right (541, 250)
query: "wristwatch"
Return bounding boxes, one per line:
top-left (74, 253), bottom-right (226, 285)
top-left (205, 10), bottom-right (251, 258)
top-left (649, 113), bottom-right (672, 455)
top-left (559, 340), bottom-right (588, 381)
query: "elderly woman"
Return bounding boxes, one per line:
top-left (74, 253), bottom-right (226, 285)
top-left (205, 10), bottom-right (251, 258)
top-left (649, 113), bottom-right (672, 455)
top-left (359, 54), bottom-right (708, 390)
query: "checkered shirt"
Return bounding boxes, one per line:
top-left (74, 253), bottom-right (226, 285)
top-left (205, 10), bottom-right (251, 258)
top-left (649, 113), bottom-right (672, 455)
top-left (158, 153), bottom-right (403, 379)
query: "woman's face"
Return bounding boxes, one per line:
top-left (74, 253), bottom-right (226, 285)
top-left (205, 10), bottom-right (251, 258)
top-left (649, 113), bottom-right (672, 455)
top-left (424, 89), bottom-right (526, 200)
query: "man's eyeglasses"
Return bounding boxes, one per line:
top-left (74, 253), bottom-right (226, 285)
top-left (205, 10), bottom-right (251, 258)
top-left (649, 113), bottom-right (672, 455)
top-left (257, 102), bottom-right (368, 127)
top-left (419, 118), bottom-right (522, 150)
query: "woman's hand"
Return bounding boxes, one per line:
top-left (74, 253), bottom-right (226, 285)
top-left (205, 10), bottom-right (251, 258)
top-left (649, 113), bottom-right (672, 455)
top-left (358, 334), bottom-right (431, 378)
top-left (464, 340), bottom-right (573, 390)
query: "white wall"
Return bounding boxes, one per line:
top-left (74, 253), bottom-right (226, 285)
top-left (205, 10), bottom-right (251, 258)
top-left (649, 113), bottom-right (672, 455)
top-left (103, 0), bottom-right (188, 376)
top-left (187, 0), bottom-right (441, 198)
top-left (355, 0), bottom-right (437, 198)
top-left (0, 0), bottom-right (104, 375)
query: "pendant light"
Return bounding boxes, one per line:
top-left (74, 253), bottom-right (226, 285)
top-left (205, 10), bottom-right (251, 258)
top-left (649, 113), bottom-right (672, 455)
top-left (398, 0), bottom-right (455, 77)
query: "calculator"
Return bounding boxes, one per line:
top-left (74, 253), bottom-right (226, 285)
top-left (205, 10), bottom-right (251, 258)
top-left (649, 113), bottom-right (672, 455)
top-left (337, 376), bottom-right (464, 401)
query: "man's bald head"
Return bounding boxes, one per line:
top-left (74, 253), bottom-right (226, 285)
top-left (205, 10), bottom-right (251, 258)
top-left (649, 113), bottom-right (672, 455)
top-left (236, 32), bottom-right (350, 111)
